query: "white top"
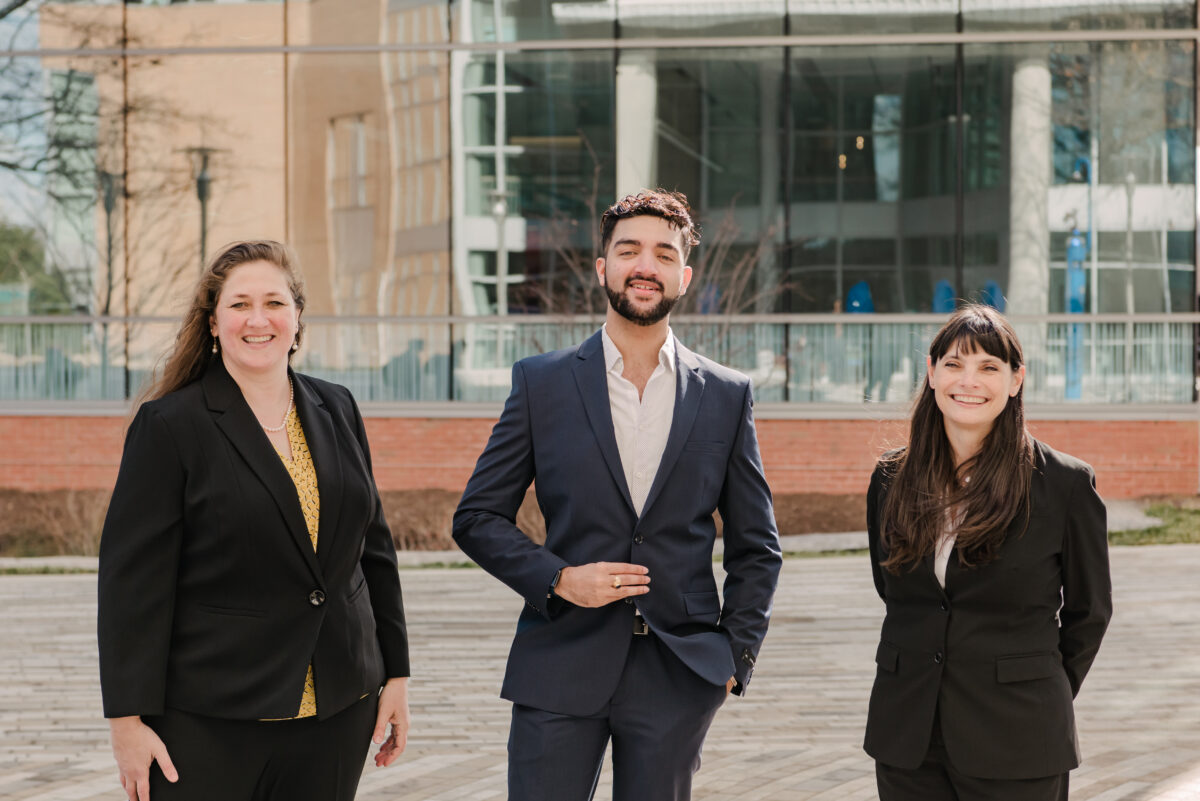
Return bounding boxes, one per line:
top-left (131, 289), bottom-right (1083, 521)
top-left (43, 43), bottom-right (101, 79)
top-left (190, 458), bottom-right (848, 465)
top-left (601, 325), bottom-right (677, 517)
top-left (934, 529), bottom-right (957, 589)
top-left (935, 479), bottom-right (969, 589)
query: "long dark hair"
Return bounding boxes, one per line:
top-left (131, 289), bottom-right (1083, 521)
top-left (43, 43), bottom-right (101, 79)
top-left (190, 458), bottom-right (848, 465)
top-left (139, 240), bottom-right (306, 405)
top-left (879, 304), bottom-right (1035, 572)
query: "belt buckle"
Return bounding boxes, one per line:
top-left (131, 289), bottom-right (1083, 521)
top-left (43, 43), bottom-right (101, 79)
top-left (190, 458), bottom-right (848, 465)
top-left (632, 616), bottom-right (649, 636)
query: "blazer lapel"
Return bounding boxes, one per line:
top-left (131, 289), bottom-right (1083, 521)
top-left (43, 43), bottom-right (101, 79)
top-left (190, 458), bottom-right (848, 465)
top-left (292, 374), bottom-right (343, 571)
top-left (202, 360), bottom-right (322, 582)
top-left (572, 331), bottom-right (636, 515)
top-left (640, 339), bottom-right (705, 518)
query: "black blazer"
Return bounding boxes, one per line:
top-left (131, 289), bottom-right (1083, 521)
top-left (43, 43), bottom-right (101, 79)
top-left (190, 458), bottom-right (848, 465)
top-left (864, 439), bottom-right (1112, 780)
top-left (453, 332), bottom-right (781, 716)
top-left (98, 359), bottom-right (409, 721)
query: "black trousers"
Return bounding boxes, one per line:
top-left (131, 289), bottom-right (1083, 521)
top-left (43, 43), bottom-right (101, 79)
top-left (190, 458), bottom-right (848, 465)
top-left (145, 693), bottom-right (377, 801)
top-left (508, 632), bottom-right (728, 801)
top-left (876, 720), bottom-right (1069, 801)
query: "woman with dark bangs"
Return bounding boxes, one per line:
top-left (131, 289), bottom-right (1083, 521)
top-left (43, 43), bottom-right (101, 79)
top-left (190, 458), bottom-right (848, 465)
top-left (864, 304), bottom-right (1112, 801)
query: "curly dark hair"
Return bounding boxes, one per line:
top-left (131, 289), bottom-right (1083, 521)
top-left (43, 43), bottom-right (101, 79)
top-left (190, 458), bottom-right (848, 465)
top-left (599, 189), bottom-right (701, 259)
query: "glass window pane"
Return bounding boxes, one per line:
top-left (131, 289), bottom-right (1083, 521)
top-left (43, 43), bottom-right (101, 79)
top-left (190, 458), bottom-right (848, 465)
top-left (787, 0), bottom-right (956, 34)
top-left (787, 47), bottom-right (957, 313)
top-left (2, 2), bottom-right (122, 52)
top-left (619, 0), bottom-right (785, 38)
top-left (0, 54), bottom-right (125, 317)
top-left (454, 0), bottom-right (615, 42)
top-left (127, 1), bottom-right (283, 48)
top-left (965, 41), bottom-right (1196, 315)
top-left (963, 0), bottom-right (1194, 31)
top-left (454, 50), bottom-right (615, 315)
top-left (125, 54), bottom-right (285, 317)
top-left (290, 52), bottom-right (452, 320)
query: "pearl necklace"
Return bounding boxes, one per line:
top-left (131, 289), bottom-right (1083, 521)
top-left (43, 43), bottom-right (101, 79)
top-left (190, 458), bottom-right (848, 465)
top-left (261, 380), bottom-right (294, 432)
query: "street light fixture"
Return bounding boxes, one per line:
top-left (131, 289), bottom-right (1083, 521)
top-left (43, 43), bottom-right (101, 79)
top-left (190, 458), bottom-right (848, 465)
top-left (180, 146), bottom-right (220, 271)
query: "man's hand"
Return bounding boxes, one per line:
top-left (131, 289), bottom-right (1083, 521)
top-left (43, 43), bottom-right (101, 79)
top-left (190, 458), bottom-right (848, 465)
top-left (555, 562), bottom-right (650, 607)
top-left (373, 677), bottom-right (410, 767)
top-left (109, 715), bottom-right (177, 801)
top-left (725, 676), bottom-right (737, 695)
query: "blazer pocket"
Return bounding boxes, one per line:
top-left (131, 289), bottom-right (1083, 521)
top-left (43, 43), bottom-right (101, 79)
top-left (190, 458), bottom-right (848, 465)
top-left (195, 603), bottom-right (266, 619)
top-left (996, 652), bottom-right (1061, 683)
top-left (683, 591), bottom-right (721, 616)
top-left (682, 440), bottom-right (727, 454)
top-left (875, 641), bottom-right (900, 673)
top-left (347, 576), bottom-right (369, 603)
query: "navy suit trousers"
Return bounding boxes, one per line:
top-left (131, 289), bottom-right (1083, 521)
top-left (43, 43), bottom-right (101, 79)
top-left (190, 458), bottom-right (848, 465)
top-left (508, 631), bottom-right (727, 801)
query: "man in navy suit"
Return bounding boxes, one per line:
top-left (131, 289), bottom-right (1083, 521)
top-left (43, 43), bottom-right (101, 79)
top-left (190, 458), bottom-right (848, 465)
top-left (453, 189), bottom-right (782, 801)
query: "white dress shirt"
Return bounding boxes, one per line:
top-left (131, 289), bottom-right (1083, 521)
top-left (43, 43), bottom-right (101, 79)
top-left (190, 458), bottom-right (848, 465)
top-left (601, 325), bottom-right (677, 517)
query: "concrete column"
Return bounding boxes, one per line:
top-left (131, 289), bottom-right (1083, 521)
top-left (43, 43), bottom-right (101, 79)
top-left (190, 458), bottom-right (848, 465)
top-left (616, 50), bottom-right (658, 196)
top-left (1006, 56), bottom-right (1052, 315)
top-left (756, 61), bottom-right (782, 312)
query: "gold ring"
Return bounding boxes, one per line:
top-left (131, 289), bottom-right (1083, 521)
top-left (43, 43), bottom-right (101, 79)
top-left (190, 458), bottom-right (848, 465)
top-left (612, 576), bottom-right (622, 589)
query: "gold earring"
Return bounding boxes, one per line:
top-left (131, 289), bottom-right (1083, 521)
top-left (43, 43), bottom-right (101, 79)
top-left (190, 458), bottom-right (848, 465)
top-left (212, 337), bottom-right (219, 354)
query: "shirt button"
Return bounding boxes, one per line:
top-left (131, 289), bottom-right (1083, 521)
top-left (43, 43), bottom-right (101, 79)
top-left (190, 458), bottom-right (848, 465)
top-left (634, 534), bottom-right (644, 545)
top-left (308, 590), bottom-right (326, 607)
top-left (934, 651), bottom-right (944, 664)
top-left (634, 471), bottom-right (644, 479)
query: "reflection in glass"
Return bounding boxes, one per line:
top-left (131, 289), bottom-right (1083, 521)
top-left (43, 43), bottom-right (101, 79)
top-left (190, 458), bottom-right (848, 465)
top-left (965, 41), bottom-right (1195, 316)
top-left (788, 48), bottom-right (957, 313)
top-left (787, 0), bottom-right (955, 35)
top-left (963, 0), bottom-right (1194, 32)
top-left (459, 0), bottom-right (614, 42)
top-left (0, 55), bottom-right (125, 318)
top-left (454, 49), bottom-right (614, 315)
top-left (125, 0), bottom-right (283, 49)
top-left (617, 0), bottom-right (785, 38)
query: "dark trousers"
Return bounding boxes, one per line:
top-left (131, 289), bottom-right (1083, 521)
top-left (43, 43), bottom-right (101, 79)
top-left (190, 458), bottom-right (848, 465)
top-left (145, 693), bottom-right (377, 801)
top-left (508, 632), bottom-right (727, 801)
top-left (876, 720), bottom-right (1068, 801)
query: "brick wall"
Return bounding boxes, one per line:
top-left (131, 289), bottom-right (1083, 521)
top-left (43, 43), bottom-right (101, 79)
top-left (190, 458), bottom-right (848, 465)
top-left (3, 414), bottom-right (1196, 499)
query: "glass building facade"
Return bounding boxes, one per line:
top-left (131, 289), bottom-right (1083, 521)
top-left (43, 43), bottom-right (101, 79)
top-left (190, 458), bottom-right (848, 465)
top-left (0, 0), bottom-right (1196, 406)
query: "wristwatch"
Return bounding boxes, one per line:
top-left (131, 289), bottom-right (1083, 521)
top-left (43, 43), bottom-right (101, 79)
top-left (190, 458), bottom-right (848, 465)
top-left (547, 568), bottom-right (564, 599)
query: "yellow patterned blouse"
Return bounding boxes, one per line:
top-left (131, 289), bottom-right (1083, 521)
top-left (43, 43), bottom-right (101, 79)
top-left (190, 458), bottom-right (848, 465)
top-left (273, 405), bottom-right (320, 719)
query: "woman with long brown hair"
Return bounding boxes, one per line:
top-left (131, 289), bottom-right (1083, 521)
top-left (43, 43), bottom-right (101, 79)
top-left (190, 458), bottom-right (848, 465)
top-left (98, 241), bottom-right (411, 801)
top-left (865, 304), bottom-right (1111, 800)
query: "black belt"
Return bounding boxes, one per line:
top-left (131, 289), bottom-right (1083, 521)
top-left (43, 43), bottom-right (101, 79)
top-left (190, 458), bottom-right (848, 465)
top-left (633, 614), bottom-right (649, 636)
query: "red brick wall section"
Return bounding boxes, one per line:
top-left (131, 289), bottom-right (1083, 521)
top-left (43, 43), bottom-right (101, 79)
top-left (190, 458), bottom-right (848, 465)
top-left (2, 415), bottom-right (1196, 499)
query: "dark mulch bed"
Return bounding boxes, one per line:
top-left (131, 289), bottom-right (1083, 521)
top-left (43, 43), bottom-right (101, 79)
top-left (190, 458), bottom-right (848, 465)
top-left (0, 487), bottom-right (867, 557)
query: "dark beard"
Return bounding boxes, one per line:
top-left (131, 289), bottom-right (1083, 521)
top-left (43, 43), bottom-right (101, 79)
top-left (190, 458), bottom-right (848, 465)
top-left (604, 281), bottom-right (679, 326)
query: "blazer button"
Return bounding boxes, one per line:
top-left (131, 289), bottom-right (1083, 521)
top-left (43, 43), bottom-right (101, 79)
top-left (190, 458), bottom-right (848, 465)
top-left (624, 598), bottom-right (634, 605)
top-left (939, 601), bottom-right (949, 612)
top-left (633, 534), bottom-right (644, 545)
top-left (309, 589), bottom-right (326, 607)
top-left (934, 651), bottom-right (944, 664)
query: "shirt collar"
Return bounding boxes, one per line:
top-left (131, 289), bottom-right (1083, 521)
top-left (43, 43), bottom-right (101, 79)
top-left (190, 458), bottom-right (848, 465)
top-left (601, 324), bottom-right (676, 376)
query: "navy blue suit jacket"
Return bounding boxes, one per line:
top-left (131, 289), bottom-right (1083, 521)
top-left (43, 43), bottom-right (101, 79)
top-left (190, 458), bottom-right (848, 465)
top-left (453, 331), bottom-right (782, 717)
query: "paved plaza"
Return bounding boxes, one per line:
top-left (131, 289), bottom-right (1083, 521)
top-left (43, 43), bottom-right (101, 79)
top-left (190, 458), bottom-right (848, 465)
top-left (1, 545), bottom-right (1198, 801)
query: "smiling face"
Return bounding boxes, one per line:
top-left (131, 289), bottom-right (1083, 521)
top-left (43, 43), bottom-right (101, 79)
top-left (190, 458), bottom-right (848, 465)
top-left (209, 259), bottom-right (300, 379)
top-left (927, 339), bottom-right (1025, 440)
top-left (595, 215), bottom-right (693, 327)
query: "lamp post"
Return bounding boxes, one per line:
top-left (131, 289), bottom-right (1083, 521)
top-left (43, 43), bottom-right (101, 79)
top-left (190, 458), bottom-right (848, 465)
top-left (98, 169), bottom-right (122, 397)
top-left (182, 147), bottom-right (217, 271)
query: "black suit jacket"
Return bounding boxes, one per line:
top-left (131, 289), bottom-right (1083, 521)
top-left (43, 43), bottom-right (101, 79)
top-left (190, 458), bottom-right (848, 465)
top-left (98, 359), bottom-right (409, 721)
top-left (453, 331), bottom-right (782, 716)
top-left (864, 439), bottom-right (1112, 779)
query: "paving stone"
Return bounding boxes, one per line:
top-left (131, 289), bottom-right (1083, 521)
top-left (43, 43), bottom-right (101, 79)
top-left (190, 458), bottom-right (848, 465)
top-left (0, 546), bottom-right (1197, 800)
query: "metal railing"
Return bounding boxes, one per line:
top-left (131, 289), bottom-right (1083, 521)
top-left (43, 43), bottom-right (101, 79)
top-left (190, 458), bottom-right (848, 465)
top-left (0, 313), bottom-right (1196, 408)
